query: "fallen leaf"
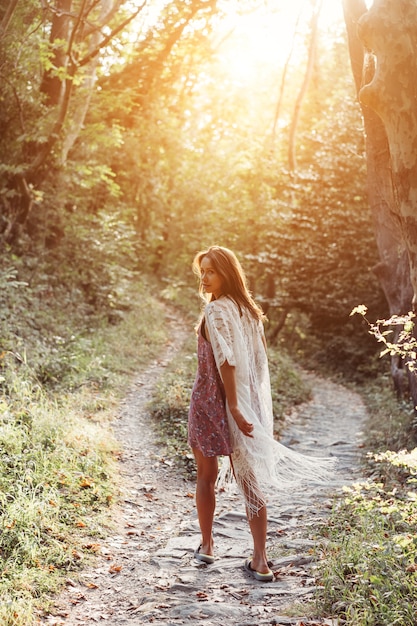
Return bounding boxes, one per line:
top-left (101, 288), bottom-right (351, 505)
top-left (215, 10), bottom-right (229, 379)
top-left (109, 563), bottom-right (122, 574)
top-left (79, 477), bottom-right (94, 488)
top-left (196, 591), bottom-right (208, 599)
top-left (83, 543), bottom-right (101, 552)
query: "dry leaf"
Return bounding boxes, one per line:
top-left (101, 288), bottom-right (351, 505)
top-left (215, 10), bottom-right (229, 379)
top-left (109, 563), bottom-right (122, 574)
top-left (82, 542), bottom-right (101, 552)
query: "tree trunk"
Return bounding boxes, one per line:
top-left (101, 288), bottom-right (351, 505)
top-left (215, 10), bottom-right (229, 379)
top-left (288, 0), bottom-right (322, 172)
top-left (0, 0), bottom-right (20, 37)
top-left (343, 0), bottom-right (416, 404)
top-left (357, 0), bottom-right (417, 304)
top-left (39, 0), bottom-right (73, 107)
top-left (343, 0), bottom-right (413, 315)
top-left (61, 0), bottom-right (114, 163)
top-left (271, 10), bottom-right (302, 141)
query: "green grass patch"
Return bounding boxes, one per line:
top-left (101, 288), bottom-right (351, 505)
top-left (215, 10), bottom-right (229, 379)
top-left (0, 273), bottom-right (169, 625)
top-left (148, 333), bottom-right (197, 476)
top-left (358, 375), bottom-right (417, 454)
top-left (313, 376), bottom-right (417, 626)
top-left (268, 346), bottom-right (312, 435)
top-left (317, 472), bottom-right (417, 625)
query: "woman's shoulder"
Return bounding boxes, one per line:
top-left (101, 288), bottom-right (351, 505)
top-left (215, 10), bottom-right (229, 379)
top-left (206, 297), bottom-right (238, 315)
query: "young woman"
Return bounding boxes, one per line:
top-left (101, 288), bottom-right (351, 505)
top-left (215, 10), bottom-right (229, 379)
top-left (188, 246), bottom-right (333, 582)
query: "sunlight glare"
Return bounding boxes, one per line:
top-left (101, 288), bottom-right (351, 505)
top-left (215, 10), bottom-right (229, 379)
top-left (216, 0), bottom-right (345, 82)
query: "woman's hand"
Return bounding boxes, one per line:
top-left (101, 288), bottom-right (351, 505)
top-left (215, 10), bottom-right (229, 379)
top-left (220, 361), bottom-right (254, 438)
top-left (230, 407), bottom-right (254, 438)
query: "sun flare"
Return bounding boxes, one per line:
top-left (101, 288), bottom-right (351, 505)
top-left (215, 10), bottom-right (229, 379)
top-left (216, 0), bottom-right (345, 81)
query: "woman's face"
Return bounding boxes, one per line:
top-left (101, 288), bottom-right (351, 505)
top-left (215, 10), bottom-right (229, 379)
top-left (200, 255), bottom-right (224, 299)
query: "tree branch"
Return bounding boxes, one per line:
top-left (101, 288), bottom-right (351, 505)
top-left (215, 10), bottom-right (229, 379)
top-left (0, 0), bottom-right (20, 39)
top-left (77, 2), bottom-right (147, 68)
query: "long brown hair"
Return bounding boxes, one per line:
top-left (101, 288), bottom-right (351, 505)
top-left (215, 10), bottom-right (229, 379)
top-left (192, 246), bottom-right (265, 321)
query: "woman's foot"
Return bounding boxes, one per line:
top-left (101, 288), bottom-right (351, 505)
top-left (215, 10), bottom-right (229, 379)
top-left (244, 558), bottom-right (273, 582)
top-left (194, 544), bottom-right (215, 564)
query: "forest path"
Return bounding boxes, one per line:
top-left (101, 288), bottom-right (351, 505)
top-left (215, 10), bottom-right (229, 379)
top-left (44, 312), bottom-right (366, 626)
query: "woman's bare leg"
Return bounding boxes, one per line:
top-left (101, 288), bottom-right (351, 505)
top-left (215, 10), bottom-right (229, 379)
top-left (229, 457), bottom-right (271, 574)
top-left (247, 504), bottom-right (270, 574)
top-left (192, 448), bottom-right (218, 556)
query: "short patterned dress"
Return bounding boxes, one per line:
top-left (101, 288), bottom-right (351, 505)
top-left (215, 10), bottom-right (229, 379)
top-left (188, 325), bottom-right (232, 457)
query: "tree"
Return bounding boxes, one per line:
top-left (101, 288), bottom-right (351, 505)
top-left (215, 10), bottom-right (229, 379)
top-left (343, 0), bottom-right (417, 402)
top-left (0, 0), bottom-right (218, 245)
top-left (357, 0), bottom-right (417, 306)
top-left (288, 0), bottom-right (322, 172)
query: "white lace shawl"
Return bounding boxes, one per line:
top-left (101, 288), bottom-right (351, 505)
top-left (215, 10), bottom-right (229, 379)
top-left (205, 296), bottom-right (335, 516)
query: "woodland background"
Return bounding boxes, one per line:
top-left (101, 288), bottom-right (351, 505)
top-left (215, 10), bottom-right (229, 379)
top-left (3, 1), bottom-right (417, 624)
top-left (0, 0), bottom-right (389, 381)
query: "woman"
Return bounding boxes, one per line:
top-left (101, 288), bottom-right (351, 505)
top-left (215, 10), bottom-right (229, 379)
top-left (188, 246), bottom-right (333, 582)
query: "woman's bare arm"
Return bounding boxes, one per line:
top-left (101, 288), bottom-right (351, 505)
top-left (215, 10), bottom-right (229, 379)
top-left (220, 361), bottom-right (254, 438)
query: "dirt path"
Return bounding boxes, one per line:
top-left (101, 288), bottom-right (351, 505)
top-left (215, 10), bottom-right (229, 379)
top-left (44, 313), bottom-right (366, 626)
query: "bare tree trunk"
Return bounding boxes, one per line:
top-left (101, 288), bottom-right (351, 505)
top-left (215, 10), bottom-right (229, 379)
top-left (343, 0), bottom-right (416, 404)
top-left (288, 0), bottom-right (322, 172)
top-left (357, 0), bottom-right (417, 304)
top-left (343, 0), bottom-right (412, 313)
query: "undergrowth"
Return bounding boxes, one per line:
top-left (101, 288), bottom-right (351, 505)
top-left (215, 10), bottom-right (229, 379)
top-left (4, 251), bottom-right (416, 626)
top-left (0, 262), bottom-right (168, 625)
top-left (315, 376), bottom-right (417, 625)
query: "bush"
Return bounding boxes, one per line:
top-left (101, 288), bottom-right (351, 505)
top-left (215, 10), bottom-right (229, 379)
top-left (317, 462), bottom-right (417, 625)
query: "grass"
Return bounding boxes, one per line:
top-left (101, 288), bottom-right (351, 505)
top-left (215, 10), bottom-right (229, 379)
top-left (3, 255), bottom-right (417, 626)
top-left (313, 375), bottom-right (417, 625)
top-left (316, 479), bottom-right (417, 625)
top-left (0, 276), bottom-right (169, 625)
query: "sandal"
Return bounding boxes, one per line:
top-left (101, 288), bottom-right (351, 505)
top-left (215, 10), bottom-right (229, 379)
top-left (244, 558), bottom-right (273, 582)
top-left (194, 545), bottom-right (215, 564)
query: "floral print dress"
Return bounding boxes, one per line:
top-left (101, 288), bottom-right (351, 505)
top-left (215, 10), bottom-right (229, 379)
top-left (188, 327), bottom-right (232, 457)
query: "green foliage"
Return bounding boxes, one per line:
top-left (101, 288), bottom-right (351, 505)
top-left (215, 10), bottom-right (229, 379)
top-left (268, 345), bottom-right (312, 433)
top-left (149, 335), bottom-right (197, 476)
top-left (314, 372), bottom-right (417, 626)
top-left (0, 366), bottom-right (118, 624)
top-left (352, 307), bottom-right (417, 368)
top-left (0, 257), bottom-right (169, 624)
top-left (0, 0), bottom-right (387, 385)
top-left (317, 464), bottom-right (417, 625)
top-left (359, 377), bottom-right (417, 461)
